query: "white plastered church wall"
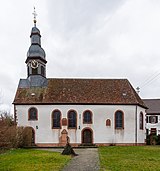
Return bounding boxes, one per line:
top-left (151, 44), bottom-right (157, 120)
top-left (15, 104), bottom-right (146, 145)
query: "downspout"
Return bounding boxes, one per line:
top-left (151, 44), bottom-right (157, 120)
top-left (135, 105), bottom-right (138, 145)
top-left (14, 105), bottom-right (17, 125)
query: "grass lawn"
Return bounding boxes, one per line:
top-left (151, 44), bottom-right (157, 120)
top-left (0, 149), bottom-right (71, 171)
top-left (99, 146), bottom-right (160, 171)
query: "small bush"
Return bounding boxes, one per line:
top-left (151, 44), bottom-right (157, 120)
top-left (146, 135), bottom-right (150, 145)
top-left (146, 134), bottom-right (160, 145)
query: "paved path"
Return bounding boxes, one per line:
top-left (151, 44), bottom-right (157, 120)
top-left (62, 148), bottom-right (100, 171)
top-left (36, 148), bottom-right (100, 171)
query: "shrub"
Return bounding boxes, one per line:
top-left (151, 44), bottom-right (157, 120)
top-left (146, 134), bottom-right (160, 145)
top-left (0, 114), bottom-right (34, 149)
top-left (146, 135), bottom-right (151, 145)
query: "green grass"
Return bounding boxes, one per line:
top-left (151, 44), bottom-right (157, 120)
top-left (0, 149), bottom-right (71, 171)
top-left (99, 146), bottom-right (160, 171)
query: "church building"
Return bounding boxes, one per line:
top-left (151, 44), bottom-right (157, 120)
top-left (13, 12), bottom-right (147, 147)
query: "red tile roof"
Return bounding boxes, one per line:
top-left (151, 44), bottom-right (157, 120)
top-left (13, 78), bottom-right (146, 108)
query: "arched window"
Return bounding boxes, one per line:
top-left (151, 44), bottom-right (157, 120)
top-left (115, 110), bottom-right (124, 129)
top-left (32, 68), bottom-right (38, 75)
top-left (68, 110), bottom-right (77, 129)
top-left (41, 66), bottom-right (45, 76)
top-left (27, 66), bottom-right (30, 76)
top-left (106, 119), bottom-right (111, 126)
top-left (52, 110), bottom-right (61, 129)
top-left (28, 107), bottom-right (38, 120)
top-left (139, 112), bottom-right (143, 130)
top-left (83, 110), bottom-right (92, 124)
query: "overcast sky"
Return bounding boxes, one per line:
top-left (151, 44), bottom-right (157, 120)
top-left (1, 0), bottom-right (160, 114)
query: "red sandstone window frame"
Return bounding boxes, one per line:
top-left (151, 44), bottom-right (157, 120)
top-left (67, 110), bottom-right (77, 129)
top-left (106, 119), bottom-right (111, 126)
top-left (139, 112), bottom-right (143, 130)
top-left (83, 110), bottom-right (93, 124)
top-left (28, 107), bottom-right (38, 121)
top-left (52, 109), bottom-right (62, 129)
top-left (114, 110), bottom-right (124, 129)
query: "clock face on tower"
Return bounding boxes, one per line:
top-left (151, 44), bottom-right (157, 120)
top-left (31, 60), bottom-right (39, 69)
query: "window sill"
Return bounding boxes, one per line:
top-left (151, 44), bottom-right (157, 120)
top-left (28, 119), bottom-right (38, 121)
top-left (68, 127), bottom-right (77, 129)
top-left (115, 128), bottom-right (124, 130)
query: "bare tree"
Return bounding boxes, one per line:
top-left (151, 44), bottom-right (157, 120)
top-left (0, 106), bottom-right (10, 117)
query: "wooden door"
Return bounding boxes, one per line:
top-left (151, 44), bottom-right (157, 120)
top-left (82, 129), bottom-right (92, 144)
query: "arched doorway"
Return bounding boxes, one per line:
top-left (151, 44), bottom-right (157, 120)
top-left (24, 127), bottom-right (35, 146)
top-left (31, 128), bottom-right (35, 145)
top-left (82, 128), bottom-right (93, 145)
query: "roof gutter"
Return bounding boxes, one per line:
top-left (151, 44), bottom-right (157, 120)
top-left (12, 102), bottom-right (147, 108)
top-left (135, 105), bottom-right (138, 145)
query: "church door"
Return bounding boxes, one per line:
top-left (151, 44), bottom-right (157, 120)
top-left (23, 127), bottom-right (35, 146)
top-left (82, 129), bottom-right (93, 144)
top-left (31, 128), bottom-right (35, 145)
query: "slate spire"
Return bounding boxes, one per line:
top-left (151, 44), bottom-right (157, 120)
top-left (26, 7), bottom-right (46, 63)
top-left (25, 7), bottom-right (47, 86)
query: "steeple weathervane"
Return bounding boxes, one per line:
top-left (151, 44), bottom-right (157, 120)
top-left (32, 7), bottom-right (37, 27)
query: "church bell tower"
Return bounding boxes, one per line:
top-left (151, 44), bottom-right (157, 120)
top-left (25, 8), bottom-right (47, 87)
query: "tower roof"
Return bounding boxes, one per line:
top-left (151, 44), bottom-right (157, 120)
top-left (31, 26), bottom-right (40, 34)
top-left (25, 8), bottom-right (46, 63)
